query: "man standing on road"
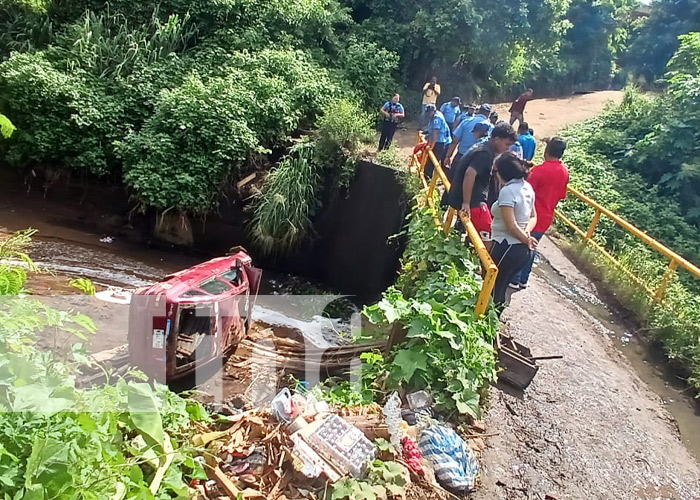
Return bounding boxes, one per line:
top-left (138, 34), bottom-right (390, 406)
top-left (509, 88), bottom-right (534, 126)
top-left (378, 94), bottom-right (405, 151)
top-left (440, 97), bottom-right (462, 131)
top-left (444, 104), bottom-right (493, 168)
top-left (424, 104), bottom-right (451, 179)
top-left (511, 137), bottom-right (569, 289)
top-left (447, 123), bottom-right (518, 239)
top-left (419, 76), bottom-right (441, 130)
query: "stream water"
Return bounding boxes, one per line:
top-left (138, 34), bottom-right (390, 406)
top-left (533, 257), bottom-right (700, 461)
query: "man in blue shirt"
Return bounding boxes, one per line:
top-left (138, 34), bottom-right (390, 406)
top-left (424, 104), bottom-right (451, 179)
top-left (444, 104), bottom-right (493, 168)
top-left (454, 103), bottom-right (476, 129)
top-left (517, 122), bottom-right (536, 161)
top-left (440, 97), bottom-right (461, 131)
top-left (378, 94), bottom-right (405, 151)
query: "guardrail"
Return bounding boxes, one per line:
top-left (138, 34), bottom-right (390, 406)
top-left (408, 137), bottom-right (498, 317)
top-left (554, 185), bottom-right (700, 301)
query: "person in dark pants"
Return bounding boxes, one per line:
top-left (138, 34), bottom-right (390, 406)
top-left (378, 94), bottom-right (405, 151)
top-left (423, 104), bottom-right (451, 179)
top-left (488, 152), bottom-right (538, 314)
top-left (511, 137), bottom-right (569, 289)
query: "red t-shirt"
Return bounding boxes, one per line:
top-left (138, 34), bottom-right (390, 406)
top-left (528, 159), bottom-right (570, 233)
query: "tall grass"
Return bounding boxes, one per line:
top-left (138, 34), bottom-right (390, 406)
top-left (52, 8), bottom-right (196, 79)
top-left (249, 142), bottom-right (320, 254)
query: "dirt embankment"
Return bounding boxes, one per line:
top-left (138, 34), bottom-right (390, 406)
top-left (474, 238), bottom-right (700, 500)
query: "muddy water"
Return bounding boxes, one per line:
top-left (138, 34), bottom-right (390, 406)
top-left (0, 205), bottom-right (351, 354)
top-left (533, 258), bottom-right (700, 461)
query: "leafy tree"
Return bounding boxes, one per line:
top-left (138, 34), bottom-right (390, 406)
top-left (625, 0), bottom-right (700, 83)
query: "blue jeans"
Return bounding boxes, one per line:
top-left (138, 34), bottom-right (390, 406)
top-left (513, 231), bottom-right (544, 284)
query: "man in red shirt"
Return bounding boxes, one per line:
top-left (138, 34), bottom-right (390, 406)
top-left (511, 137), bottom-right (569, 289)
top-left (509, 88), bottom-right (534, 126)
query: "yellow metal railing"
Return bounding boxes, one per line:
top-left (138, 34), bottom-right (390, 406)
top-left (408, 136), bottom-right (498, 316)
top-left (555, 185), bottom-right (700, 301)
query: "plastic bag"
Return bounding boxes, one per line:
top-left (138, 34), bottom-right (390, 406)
top-left (418, 425), bottom-right (479, 492)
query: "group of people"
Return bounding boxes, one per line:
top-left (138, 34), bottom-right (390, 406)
top-left (378, 77), bottom-right (569, 315)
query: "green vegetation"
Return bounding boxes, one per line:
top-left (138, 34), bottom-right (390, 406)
top-left (0, 0), bottom-right (653, 225)
top-left (0, 230), bottom-right (211, 498)
top-left (558, 34), bottom-right (700, 392)
top-left (249, 100), bottom-right (374, 254)
top-left (363, 204), bottom-right (498, 418)
top-left (330, 459), bottom-right (408, 500)
top-left (625, 0), bottom-right (700, 84)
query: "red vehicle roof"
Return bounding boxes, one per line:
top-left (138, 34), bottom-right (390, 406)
top-left (133, 251), bottom-right (252, 304)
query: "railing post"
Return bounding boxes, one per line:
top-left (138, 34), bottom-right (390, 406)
top-left (654, 259), bottom-right (679, 302)
top-left (427, 165), bottom-right (439, 198)
top-left (443, 207), bottom-right (456, 234)
top-left (476, 265), bottom-right (498, 316)
top-left (586, 209), bottom-right (602, 240)
top-left (418, 147), bottom-right (430, 178)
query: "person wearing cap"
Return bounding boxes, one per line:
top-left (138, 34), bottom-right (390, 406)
top-left (471, 122), bottom-right (491, 149)
top-left (447, 122), bottom-right (518, 239)
top-left (444, 104), bottom-right (493, 168)
top-left (378, 93), bottom-right (405, 151)
top-left (489, 111), bottom-right (499, 126)
top-left (423, 104), bottom-right (451, 179)
top-left (440, 97), bottom-right (461, 131)
top-left (455, 103), bottom-right (476, 129)
top-left (419, 76), bottom-right (441, 130)
top-left (509, 88), bottom-right (534, 126)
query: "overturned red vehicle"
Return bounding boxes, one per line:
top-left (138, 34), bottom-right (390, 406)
top-left (128, 249), bottom-right (261, 383)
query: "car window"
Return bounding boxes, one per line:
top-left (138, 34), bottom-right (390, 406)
top-left (199, 278), bottom-right (232, 295)
top-left (219, 269), bottom-right (242, 285)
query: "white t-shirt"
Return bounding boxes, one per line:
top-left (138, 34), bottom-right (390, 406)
top-left (490, 179), bottom-right (535, 245)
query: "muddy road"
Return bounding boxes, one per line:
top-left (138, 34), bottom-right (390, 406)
top-left (475, 237), bottom-right (700, 500)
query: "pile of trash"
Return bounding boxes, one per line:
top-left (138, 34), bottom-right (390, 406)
top-left (193, 389), bottom-right (485, 499)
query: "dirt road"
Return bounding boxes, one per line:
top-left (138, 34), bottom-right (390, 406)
top-left (474, 237), bottom-right (700, 500)
top-left (390, 90), bottom-right (623, 161)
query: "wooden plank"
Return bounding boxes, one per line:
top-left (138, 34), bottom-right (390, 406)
top-left (237, 173), bottom-right (257, 189)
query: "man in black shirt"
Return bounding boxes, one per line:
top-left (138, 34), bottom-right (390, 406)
top-left (448, 122), bottom-right (518, 238)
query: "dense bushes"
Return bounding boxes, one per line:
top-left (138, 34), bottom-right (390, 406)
top-left (568, 33), bottom-right (700, 236)
top-left (0, 52), bottom-right (123, 176)
top-left (0, 0), bottom-right (383, 217)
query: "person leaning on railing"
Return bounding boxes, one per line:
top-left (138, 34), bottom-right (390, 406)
top-left (488, 152), bottom-right (539, 315)
top-left (423, 104), bottom-right (451, 179)
top-left (447, 122), bottom-right (517, 239)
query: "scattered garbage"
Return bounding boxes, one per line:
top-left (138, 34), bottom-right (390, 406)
top-left (99, 236), bottom-right (114, 243)
top-left (191, 386), bottom-right (490, 499)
